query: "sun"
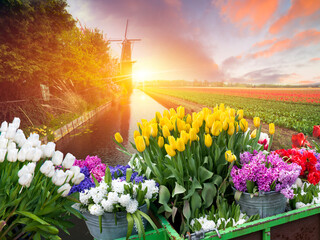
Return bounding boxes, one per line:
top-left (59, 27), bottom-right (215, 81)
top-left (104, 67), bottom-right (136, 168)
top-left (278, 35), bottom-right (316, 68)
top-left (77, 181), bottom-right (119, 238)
top-left (132, 70), bottom-right (153, 82)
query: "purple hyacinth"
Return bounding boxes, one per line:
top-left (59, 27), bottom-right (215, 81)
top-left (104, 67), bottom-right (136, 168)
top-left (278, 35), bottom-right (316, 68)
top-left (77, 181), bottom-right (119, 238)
top-left (69, 167), bottom-right (95, 195)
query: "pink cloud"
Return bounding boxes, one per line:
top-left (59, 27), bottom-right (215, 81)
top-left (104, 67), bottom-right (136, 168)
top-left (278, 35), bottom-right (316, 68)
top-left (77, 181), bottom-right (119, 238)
top-left (269, 0), bottom-right (320, 34)
top-left (310, 57), bottom-right (320, 62)
top-left (249, 29), bottom-right (320, 58)
top-left (252, 38), bottom-right (278, 48)
top-left (216, 0), bottom-right (278, 32)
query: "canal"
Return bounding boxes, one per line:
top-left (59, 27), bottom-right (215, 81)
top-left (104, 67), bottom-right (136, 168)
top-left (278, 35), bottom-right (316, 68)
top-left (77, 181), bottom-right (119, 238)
top-left (56, 89), bottom-right (167, 166)
top-left (57, 89), bottom-right (167, 239)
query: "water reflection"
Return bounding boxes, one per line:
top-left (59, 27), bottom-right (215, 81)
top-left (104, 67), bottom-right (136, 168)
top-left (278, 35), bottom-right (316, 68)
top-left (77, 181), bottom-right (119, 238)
top-left (56, 89), bottom-right (167, 166)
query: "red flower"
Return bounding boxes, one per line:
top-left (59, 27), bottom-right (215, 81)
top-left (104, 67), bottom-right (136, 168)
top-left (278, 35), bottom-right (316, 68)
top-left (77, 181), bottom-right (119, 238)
top-left (313, 125), bottom-right (320, 139)
top-left (291, 133), bottom-right (311, 148)
top-left (307, 171), bottom-right (320, 185)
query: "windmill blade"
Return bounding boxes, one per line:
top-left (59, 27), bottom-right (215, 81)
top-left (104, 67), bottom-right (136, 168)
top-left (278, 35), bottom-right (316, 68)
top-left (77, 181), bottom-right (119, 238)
top-left (124, 19), bottom-right (129, 39)
top-left (127, 39), bottom-right (141, 41)
top-left (109, 39), bottom-right (123, 42)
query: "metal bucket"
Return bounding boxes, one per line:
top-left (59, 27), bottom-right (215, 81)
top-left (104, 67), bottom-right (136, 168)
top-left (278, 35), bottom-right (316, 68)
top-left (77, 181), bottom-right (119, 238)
top-left (235, 190), bottom-right (286, 218)
top-left (82, 204), bottom-right (148, 240)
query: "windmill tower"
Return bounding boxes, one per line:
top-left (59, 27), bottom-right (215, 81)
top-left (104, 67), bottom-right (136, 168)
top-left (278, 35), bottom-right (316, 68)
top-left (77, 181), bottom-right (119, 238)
top-left (110, 20), bottom-right (141, 92)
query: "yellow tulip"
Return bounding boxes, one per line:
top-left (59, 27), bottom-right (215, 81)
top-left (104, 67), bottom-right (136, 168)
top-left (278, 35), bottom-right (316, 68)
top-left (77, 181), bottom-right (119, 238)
top-left (213, 106), bottom-right (219, 112)
top-left (192, 112), bottom-right (197, 122)
top-left (155, 111), bottom-right (162, 122)
top-left (144, 136), bottom-right (150, 146)
top-left (163, 109), bottom-right (170, 119)
top-left (213, 111), bottom-right (220, 121)
top-left (133, 130), bottom-right (140, 139)
top-left (169, 108), bottom-right (177, 117)
top-left (227, 122), bottom-right (235, 135)
top-left (180, 130), bottom-right (189, 144)
top-left (229, 108), bottom-right (236, 118)
top-left (185, 123), bottom-right (191, 132)
top-left (219, 103), bottom-right (225, 111)
top-left (162, 125), bottom-right (170, 138)
top-left (142, 126), bottom-right (151, 138)
top-left (211, 121), bottom-right (222, 136)
top-left (114, 132), bottom-right (123, 143)
top-left (189, 128), bottom-right (198, 141)
top-left (253, 117), bottom-right (260, 128)
top-left (205, 127), bottom-right (209, 133)
top-left (177, 106), bottom-right (185, 119)
top-left (204, 134), bottom-right (213, 148)
top-left (135, 136), bottom-right (146, 152)
top-left (137, 122), bottom-right (142, 130)
top-left (222, 120), bottom-right (229, 131)
top-left (220, 112), bottom-right (227, 123)
top-left (177, 119), bottom-right (186, 132)
top-left (250, 129), bottom-right (257, 139)
top-left (150, 123), bottom-right (158, 137)
top-left (269, 123), bottom-right (275, 135)
top-left (165, 144), bottom-right (176, 157)
top-left (225, 150), bottom-right (236, 163)
top-left (168, 136), bottom-right (177, 150)
top-left (165, 118), bottom-right (174, 131)
top-left (186, 114), bottom-right (192, 124)
top-left (240, 119), bottom-right (248, 132)
top-left (235, 122), bottom-right (239, 133)
top-left (206, 114), bottom-right (214, 129)
top-left (237, 109), bottom-right (243, 120)
top-left (158, 136), bottom-right (164, 148)
top-left (176, 138), bottom-right (185, 152)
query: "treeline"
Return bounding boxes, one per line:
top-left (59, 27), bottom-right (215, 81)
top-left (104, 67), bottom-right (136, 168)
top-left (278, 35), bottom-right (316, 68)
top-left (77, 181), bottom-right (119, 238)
top-left (0, 0), bottom-right (120, 127)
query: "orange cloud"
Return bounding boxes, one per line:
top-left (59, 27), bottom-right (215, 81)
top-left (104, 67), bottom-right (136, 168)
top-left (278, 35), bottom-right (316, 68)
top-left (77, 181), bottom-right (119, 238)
top-left (299, 80), bottom-right (316, 84)
top-left (253, 38), bottom-right (278, 48)
top-left (250, 29), bottom-right (320, 58)
top-left (269, 0), bottom-right (320, 34)
top-left (216, 0), bottom-right (278, 32)
top-left (310, 57), bottom-right (320, 62)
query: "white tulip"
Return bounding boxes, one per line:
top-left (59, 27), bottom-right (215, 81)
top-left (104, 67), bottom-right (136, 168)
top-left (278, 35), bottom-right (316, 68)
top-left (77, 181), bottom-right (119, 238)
top-left (32, 148), bottom-right (42, 162)
top-left (40, 160), bottom-right (54, 176)
top-left (26, 162), bottom-right (36, 174)
top-left (7, 141), bottom-right (16, 150)
top-left (12, 117), bottom-right (20, 129)
top-left (6, 124), bottom-right (16, 139)
top-left (7, 149), bottom-right (18, 162)
top-left (17, 148), bottom-right (27, 162)
top-left (47, 167), bottom-right (55, 178)
top-left (40, 144), bottom-right (46, 158)
top-left (0, 138), bottom-right (8, 149)
top-left (14, 130), bottom-right (26, 147)
top-left (72, 173), bottom-right (85, 185)
top-left (21, 140), bottom-right (32, 150)
top-left (44, 142), bottom-right (55, 158)
top-left (58, 183), bottom-right (71, 197)
top-left (62, 153), bottom-right (75, 169)
top-left (18, 165), bottom-right (29, 177)
top-left (27, 133), bottom-right (40, 147)
top-left (52, 169), bottom-right (67, 186)
top-left (0, 149), bottom-right (7, 162)
top-left (52, 151), bottom-right (63, 166)
top-left (70, 166), bottom-right (81, 176)
top-left (0, 121), bottom-right (8, 132)
top-left (65, 170), bottom-right (74, 182)
top-left (18, 173), bottom-right (33, 187)
top-left (25, 148), bottom-right (35, 161)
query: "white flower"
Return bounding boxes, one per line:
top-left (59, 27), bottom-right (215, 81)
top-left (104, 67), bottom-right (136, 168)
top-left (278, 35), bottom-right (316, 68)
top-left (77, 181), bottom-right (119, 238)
top-left (72, 173), bottom-right (85, 185)
top-left (0, 121), bottom-right (8, 132)
top-left (26, 162), bottom-right (36, 173)
top-left (14, 130), bottom-right (26, 147)
top-left (296, 202), bottom-right (307, 209)
top-left (5, 124), bottom-right (16, 139)
top-left (70, 166), bottom-right (81, 176)
top-left (118, 194), bottom-right (131, 207)
top-left (97, 181), bottom-right (108, 194)
top-left (21, 141), bottom-right (32, 150)
top-left (0, 149), bottom-right (7, 162)
top-left (107, 192), bottom-right (119, 204)
top-left (62, 153), bottom-right (75, 169)
top-left (295, 178), bottom-right (303, 188)
top-left (79, 190), bottom-right (90, 205)
top-left (202, 220), bottom-right (216, 231)
top-left (25, 148), bottom-right (36, 161)
top-left (18, 163), bottom-right (35, 178)
top-left (7, 149), bottom-right (18, 162)
top-left (88, 204), bottom-right (104, 216)
top-left (27, 133), bottom-right (40, 147)
top-left (18, 173), bottom-right (33, 187)
top-left (44, 142), bottom-right (56, 158)
top-left (12, 117), bottom-right (20, 129)
top-left (101, 199), bottom-right (114, 212)
top-left (65, 170), bottom-right (74, 182)
top-left (92, 191), bottom-right (105, 204)
top-left (40, 161), bottom-right (54, 176)
top-left (58, 183), bottom-right (71, 197)
top-left (142, 180), bottom-right (159, 199)
top-left (235, 218), bottom-right (246, 226)
top-left (7, 141), bottom-right (16, 150)
top-left (52, 151), bottom-right (63, 166)
top-left (126, 199), bottom-right (138, 214)
top-left (52, 169), bottom-right (67, 186)
top-left (32, 148), bottom-right (42, 162)
top-left (0, 138), bottom-right (8, 149)
top-left (259, 132), bottom-right (270, 144)
top-left (111, 179), bottom-right (126, 194)
top-left (47, 168), bottom-right (55, 178)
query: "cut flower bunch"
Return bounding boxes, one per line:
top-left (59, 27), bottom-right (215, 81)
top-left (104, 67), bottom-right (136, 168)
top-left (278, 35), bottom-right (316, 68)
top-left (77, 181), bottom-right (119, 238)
top-left (114, 104), bottom-right (275, 234)
top-left (0, 118), bottom-right (85, 239)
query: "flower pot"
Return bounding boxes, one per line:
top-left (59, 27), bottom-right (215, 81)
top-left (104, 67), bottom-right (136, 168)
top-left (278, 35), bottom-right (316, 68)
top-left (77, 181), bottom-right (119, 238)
top-left (234, 190), bottom-right (286, 218)
top-left (82, 204), bottom-right (148, 240)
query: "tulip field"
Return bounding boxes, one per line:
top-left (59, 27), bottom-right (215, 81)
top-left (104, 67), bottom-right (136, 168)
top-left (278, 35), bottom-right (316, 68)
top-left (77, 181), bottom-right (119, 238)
top-left (142, 87), bottom-right (320, 135)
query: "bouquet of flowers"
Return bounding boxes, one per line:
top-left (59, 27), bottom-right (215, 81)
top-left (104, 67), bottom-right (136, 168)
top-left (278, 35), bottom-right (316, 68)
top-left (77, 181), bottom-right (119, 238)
top-left (231, 151), bottom-right (301, 198)
top-left (0, 118), bottom-right (85, 239)
top-left (275, 148), bottom-right (320, 185)
top-left (78, 165), bottom-right (159, 239)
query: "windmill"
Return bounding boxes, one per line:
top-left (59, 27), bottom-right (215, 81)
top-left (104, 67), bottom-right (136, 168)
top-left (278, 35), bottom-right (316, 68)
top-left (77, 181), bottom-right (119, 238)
top-left (110, 20), bottom-right (141, 92)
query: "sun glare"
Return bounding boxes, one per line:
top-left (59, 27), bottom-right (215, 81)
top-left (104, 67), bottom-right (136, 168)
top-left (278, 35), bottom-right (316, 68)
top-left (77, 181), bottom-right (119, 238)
top-left (133, 70), bottom-right (153, 82)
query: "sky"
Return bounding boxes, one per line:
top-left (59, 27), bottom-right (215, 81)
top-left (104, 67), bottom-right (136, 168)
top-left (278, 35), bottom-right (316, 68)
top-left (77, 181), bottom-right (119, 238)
top-left (67, 0), bottom-right (320, 85)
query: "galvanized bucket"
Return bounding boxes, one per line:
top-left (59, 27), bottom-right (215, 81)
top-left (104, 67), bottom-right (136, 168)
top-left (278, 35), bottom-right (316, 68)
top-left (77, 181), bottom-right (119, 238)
top-left (234, 190), bottom-right (286, 218)
top-left (82, 204), bottom-right (148, 240)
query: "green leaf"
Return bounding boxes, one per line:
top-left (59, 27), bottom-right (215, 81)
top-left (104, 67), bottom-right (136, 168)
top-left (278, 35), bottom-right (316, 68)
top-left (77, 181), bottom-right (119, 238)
top-left (182, 200), bottom-right (191, 222)
top-left (191, 192), bottom-right (202, 217)
top-left (202, 183), bottom-right (216, 208)
top-left (198, 166), bottom-right (213, 183)
top-left (234, 191), bottom-right (242, 201)
top-left (158, 185), bottom-right (172, 212)
top-left (99, 215), bottom-right (102, 233)
top-left (138, 210), bottom-right (159, 233)
top-left (246, 180), bottom-right (255, 193)
top-left (16, 211), bottom-right (49, 225)
top-left (126, 213), bottom-right (134, 239)
top-left (172, 182), bottom-right (186, 197)
top-left (212, 175), bottom-right (223, 187)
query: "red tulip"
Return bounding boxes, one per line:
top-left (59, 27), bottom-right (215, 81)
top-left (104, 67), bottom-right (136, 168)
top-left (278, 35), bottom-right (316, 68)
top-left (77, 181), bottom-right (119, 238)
top-left (291, 133), bottom-right (311, 148)
top-left (313, 125), bottom-right (320, 139)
